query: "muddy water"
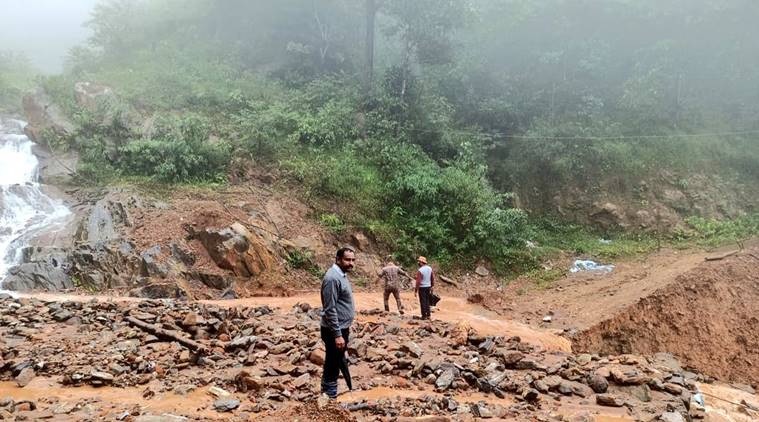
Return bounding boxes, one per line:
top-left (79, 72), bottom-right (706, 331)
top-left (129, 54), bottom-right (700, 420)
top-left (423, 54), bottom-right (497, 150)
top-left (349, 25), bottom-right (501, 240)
top-left (0, 377), bottom-right (222, 419)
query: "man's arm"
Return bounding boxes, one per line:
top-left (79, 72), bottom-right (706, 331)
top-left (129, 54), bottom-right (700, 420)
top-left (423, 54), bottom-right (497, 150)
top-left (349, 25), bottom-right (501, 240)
top-left (321, 276), bottom-right (342, 340)
top-left (414, 271), bottom-right (421, 295)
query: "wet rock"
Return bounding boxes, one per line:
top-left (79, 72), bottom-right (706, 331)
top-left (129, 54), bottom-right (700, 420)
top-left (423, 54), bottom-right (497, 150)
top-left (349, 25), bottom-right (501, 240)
top-left (15, 367), bottom-right (35, 387)
top-left (596, 394), bottom-right (625, 407)
top-left (3, 262), bottom-right (73, 291)
top-left (213, 399), bottom-right (240, 412)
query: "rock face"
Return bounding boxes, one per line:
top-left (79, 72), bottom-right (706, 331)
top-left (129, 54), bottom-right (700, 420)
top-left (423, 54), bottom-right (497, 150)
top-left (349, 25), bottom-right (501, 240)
top-left (22, 91), bottom-right (75, 143)
top-left (3, 247), bottom-right (72, 291)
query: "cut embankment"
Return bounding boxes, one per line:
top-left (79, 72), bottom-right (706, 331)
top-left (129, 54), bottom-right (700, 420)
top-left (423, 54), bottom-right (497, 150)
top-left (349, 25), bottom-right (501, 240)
top-left (573, 251), bottom-right (759, 385)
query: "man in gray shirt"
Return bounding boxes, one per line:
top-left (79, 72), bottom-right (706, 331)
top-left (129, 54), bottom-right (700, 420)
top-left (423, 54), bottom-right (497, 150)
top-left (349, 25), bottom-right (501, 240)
top-left (320, 247), bottom-right (356, 398)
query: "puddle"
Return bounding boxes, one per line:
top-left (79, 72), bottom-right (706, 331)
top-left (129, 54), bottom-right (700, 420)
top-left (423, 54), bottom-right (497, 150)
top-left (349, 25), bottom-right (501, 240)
top-left (336, 385), bottom-right (513, 406)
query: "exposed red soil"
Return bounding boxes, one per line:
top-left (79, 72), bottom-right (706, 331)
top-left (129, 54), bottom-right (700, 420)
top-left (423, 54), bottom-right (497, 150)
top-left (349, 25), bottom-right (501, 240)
top-left (573, 250), bottom-right (759, 386)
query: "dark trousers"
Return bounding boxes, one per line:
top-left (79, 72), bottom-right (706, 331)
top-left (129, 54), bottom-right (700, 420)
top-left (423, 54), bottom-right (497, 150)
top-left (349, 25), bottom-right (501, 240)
top-left (383, 285), bottom-right (403, 313)
top-left (320, 326), bottom-right (350, 398)
top-left (418, 287), bottom-right (431, 318)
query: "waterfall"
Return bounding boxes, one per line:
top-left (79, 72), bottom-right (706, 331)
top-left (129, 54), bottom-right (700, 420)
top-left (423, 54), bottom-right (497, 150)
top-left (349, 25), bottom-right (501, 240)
top-left (0, 117), bottom-right (70, 292)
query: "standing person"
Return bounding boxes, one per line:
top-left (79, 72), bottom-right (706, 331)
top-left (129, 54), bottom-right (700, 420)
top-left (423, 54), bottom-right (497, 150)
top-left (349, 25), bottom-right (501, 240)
top-left (414, 256), bottom-right (434, 320)
top-left (320, 247), bottom-right (356, 399)
top-left (378, 257), bottom-right (410, 314)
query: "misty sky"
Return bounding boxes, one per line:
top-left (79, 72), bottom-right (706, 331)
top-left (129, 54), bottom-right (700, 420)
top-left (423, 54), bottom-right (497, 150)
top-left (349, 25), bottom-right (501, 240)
top-left (0, 0), bottom-right (99, 73)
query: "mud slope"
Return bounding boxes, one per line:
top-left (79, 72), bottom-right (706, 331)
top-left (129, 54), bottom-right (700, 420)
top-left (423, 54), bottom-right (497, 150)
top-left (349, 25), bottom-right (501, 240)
top-left (573, 251), bottom-right (759, 385)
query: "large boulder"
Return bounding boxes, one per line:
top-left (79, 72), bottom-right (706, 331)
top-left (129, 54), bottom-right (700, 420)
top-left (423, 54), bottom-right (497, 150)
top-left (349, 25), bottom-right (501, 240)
top-left (194, 223), bottom-right (275, 278)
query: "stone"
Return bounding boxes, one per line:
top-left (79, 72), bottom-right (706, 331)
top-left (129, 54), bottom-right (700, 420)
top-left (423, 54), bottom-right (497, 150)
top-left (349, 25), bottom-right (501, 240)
top-left (659, 412), bottom-right (686, 422)
top-left (500, 350), bottom-right (524, 367)
top-left (588, 374), bottom-right (608, 393)
top-left (629, 384), bottom-right (652, 402)
top-left (52, 310), bottom-right (73, 322)
top-left (269, 342), bottom-right (293, 355)
top-left (475, 266), bottom-right (490, 277)
top-left (293, 373), bottom-right (310, 389)
top-left (403, 341), bottom-right (423, 358)
top-left (436, 368), bottom-right (457, 391)
top-left (317, 394), bottom-right (330, 409)
top-left (522, 388), bottom-right (540, 402)
top-left (576, 354), bottom-right (592, 366)
top-left (229, 336), bottom-right (258, 349)
top-left (309, 349), bottom-right (326, 366)
top-left (471, 403), bottom-right (493, 418)
top-left (208, 386), bottom-right (231, 398)
top-left (15, 367), bottom-right (35, 387)
top-left (90, 371), bottom-right (114, 383)
top-left (596, 394), bottom-right (625, 407)
top-left (213, 399), bottom-right (240, 412)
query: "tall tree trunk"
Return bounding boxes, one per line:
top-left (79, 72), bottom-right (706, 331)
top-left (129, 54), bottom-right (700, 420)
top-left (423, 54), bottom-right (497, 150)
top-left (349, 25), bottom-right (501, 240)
top-left (364, 0), bottom-right (377, 96)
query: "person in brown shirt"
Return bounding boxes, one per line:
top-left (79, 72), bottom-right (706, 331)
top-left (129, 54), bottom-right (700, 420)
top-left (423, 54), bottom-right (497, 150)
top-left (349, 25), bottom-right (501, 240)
top-left (377, 257), bottom-right (410, 314)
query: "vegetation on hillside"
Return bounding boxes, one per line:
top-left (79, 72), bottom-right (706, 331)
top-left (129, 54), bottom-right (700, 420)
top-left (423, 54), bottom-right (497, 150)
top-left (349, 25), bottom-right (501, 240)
top-left (0, 51), bottom-right (37, 113)
top-left (29, 0), bottom-right (759, 271)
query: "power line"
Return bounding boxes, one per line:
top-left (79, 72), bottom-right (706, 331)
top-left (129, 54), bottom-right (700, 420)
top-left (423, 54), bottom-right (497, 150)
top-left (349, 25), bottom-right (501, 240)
top-left (402, 127), bottom-right (759, 141)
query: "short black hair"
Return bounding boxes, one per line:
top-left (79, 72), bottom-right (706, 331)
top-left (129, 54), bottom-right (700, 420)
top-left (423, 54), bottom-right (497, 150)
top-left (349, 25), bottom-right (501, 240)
top-left (336, 246), bottom-right (355, 259)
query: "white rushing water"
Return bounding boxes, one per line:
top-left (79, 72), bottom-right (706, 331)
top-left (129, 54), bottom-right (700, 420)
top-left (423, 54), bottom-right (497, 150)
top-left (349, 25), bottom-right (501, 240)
top-left (0, 117), bottom-right (70, 293)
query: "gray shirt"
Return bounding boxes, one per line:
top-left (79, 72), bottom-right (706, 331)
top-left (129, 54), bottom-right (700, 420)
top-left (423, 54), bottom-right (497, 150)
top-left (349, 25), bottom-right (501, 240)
top-left (320, 263), bottom-right (355, 337)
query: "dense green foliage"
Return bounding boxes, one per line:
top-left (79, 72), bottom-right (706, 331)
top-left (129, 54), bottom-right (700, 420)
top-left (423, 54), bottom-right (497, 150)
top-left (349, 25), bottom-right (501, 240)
top-left (30, 0), bottom-right (759, 271)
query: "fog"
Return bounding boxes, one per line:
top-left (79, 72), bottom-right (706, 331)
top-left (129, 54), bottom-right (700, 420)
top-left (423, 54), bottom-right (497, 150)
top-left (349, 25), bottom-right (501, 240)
top-left (0, 0), bottom-right (98, 73)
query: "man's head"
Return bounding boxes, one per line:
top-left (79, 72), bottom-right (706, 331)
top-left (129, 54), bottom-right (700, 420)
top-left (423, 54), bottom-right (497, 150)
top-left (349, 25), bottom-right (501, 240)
top-left (385, 255), bottom-right (395, 266)
top-left (336, 247), bottom-right (356, 273)
top-left (417, 256), bottom-right (427, 267)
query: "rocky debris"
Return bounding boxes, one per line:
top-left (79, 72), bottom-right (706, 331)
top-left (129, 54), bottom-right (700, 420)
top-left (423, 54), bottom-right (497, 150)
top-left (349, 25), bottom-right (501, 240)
top-left (0, 294), bottom-right (712, 421)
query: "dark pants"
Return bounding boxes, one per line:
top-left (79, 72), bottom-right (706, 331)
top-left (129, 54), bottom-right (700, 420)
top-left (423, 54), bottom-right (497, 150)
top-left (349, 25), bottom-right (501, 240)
top-left (383, 285), bottom-right (403, 313)
top-left (320, 326), bottom-right (350, 398)
top-left (418, 287), bottom-right (431, 319)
